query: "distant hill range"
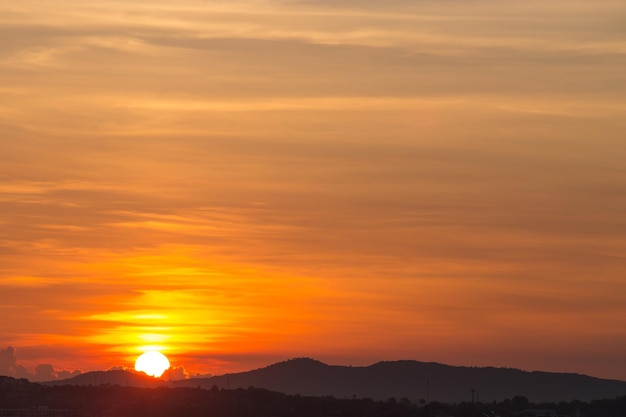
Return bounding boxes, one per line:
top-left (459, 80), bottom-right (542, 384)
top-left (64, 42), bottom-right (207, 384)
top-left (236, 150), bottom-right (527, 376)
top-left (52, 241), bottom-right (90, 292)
top-left (45, 358), bottom-right (626, 403)
top-left (45, 369), bottom-right (163, 388)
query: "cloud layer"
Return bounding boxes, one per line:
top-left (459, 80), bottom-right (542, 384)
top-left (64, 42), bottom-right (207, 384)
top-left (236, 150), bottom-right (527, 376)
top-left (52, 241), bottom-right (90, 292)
top-left (0, 346), bottom-right (81, 382)
top-left (1, 0), bottom-right (625, 380)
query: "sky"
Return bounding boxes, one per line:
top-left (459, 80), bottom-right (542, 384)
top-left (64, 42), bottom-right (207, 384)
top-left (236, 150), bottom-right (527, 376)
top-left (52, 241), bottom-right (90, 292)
top-left (1, 0), bottom-right (626, 382)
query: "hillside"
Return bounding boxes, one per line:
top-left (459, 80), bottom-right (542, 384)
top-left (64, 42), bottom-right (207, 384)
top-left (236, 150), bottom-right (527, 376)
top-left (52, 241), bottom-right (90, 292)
top-left (173, 358), bottom-right (626, 403)
top-left (47, 358), bottom-right (626, 403)
top-left (45, 369), bottom-right (162, 388)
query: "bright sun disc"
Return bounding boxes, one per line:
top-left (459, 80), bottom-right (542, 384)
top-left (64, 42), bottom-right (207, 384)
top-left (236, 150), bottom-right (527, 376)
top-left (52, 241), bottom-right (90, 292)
top-left (135, 351), bottom-right (170, 377)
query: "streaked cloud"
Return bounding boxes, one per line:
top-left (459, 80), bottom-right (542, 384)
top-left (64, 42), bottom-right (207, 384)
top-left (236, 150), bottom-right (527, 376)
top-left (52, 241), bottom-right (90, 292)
top-left (1, 0), bottom-right (625, 381)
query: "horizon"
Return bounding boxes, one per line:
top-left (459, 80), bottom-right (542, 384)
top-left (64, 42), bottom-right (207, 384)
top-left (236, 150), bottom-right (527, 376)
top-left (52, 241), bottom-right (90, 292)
top-left (4, 353), bottom-right (626, 384)
top-left (1, 0), bottom-right (626, 385)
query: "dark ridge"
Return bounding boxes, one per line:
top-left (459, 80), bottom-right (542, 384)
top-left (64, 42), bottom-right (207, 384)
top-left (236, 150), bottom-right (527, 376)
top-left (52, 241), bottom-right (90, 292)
top-left (173, 358), bottom-right (626, 402)
top-left (43, 358), bottom-right (626, 403)
top-left (43, 369), bottom-right (164, 388)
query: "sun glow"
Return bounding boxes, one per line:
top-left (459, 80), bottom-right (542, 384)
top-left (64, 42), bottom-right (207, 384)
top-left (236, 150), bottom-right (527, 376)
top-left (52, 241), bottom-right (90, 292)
top-left (135, 351), bottom-right (170, 377)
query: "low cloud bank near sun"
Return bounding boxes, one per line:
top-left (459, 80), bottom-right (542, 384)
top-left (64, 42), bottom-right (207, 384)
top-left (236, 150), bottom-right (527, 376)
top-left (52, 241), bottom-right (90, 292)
top-left (161, 366), bottom-right (197, 381)
top-left (108, 364), bottom-right (194, 380)
top-left (0, 346), bottom-right (204, 382)
top-left (0, 346), bottom-right (81, 382)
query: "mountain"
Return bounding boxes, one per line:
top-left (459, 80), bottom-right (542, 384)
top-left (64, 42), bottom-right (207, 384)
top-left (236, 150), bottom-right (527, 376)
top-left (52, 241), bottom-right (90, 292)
top-left (47, 358), bottom-right (626, 403)
top-left (173, 358), bottom-right (626, 403)
top-left (44, 369), bottom-right (162, 388)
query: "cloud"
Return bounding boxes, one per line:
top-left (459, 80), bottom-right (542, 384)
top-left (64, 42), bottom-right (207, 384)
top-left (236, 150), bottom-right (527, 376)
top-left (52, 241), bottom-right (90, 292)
top-left (1, 0), bottom-right (626, 382)
top-left (162, 366), bottom-right (189, 381)
top-left (57, 369), bottom-right (82, 380)
top-left (0, 346), bottom-right (82, 382)
top-left (0, 346), bottom-right (17, 371)
top-left (0, 346), bottom-right (30, 379)
top-left (108, 364), bottom-right (191, 380)
top-left (35, 364), bottom-right (56, 381)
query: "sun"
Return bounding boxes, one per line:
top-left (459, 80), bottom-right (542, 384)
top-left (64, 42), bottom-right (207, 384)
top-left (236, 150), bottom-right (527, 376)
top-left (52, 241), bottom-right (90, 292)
top-left (135, 351), bottom-right (170, 377)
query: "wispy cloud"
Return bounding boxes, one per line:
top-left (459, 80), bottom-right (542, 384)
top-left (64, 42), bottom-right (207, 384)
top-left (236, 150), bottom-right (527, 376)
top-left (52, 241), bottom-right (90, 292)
top-left (1, 0), bottom-right (625, 381)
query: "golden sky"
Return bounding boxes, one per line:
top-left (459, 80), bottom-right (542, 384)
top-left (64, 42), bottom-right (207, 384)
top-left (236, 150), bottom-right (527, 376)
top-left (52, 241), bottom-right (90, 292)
top-left (1, 0), bottom-right (626, 381)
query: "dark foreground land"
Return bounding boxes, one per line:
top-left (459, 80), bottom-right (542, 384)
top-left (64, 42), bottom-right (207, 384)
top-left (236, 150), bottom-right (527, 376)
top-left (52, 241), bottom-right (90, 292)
top-left (1, 376), bottom-right (625, 417)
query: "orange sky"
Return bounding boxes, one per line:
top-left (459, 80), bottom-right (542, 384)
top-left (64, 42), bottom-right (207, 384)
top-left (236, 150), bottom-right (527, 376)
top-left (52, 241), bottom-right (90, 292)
top-left (1, 0), bottom-right (626, 382)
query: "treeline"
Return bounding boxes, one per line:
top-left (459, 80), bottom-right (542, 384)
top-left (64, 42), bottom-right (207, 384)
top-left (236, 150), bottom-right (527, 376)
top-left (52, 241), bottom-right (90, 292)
top-left (1, 377), bottom-right (625, 417)
top-left (421, 394), bottom-right (626, 417)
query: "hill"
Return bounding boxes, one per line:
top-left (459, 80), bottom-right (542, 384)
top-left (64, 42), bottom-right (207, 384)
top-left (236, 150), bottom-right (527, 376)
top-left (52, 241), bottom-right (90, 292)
top-left (47, 358), bottom-right (626, 403)
top-left (44, 369), bottom-right (163, 388)
top-left (173, 358), bottom-right (626, 403)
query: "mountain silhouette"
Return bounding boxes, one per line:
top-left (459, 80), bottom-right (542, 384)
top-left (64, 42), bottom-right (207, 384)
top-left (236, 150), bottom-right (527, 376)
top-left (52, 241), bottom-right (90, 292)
top-left (47, 358), bottom-right (626, 403)
top-left (45, 369), bottom-right (163, 388)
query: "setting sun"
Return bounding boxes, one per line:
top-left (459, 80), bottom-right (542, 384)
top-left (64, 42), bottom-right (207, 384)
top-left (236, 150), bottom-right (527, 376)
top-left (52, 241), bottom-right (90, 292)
top-left (135, 351), bottom-right (170, 378)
